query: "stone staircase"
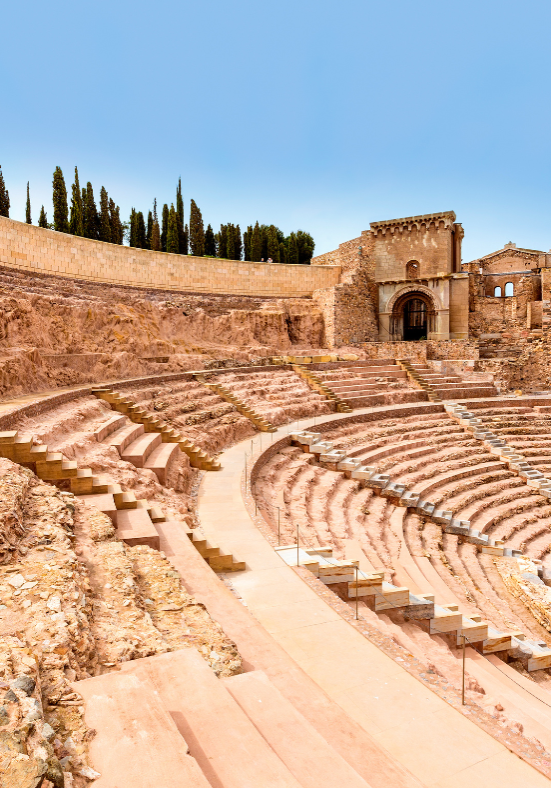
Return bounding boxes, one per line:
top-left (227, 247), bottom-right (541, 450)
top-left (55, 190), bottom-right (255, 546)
top-left (75, 647), bottom-right (371, 787)
top-left (397, 359), bottom-right (442, 402)
top-left (311, 360), bottom-right (425, 408)
top-left (404, 361), bottom-right (498, 399)
top-left (92, 388), bottom-right (221, 470)
top-left (292, 364), bottom-right (353, 412)
top-left (197, 377), bottom-right (277, 432)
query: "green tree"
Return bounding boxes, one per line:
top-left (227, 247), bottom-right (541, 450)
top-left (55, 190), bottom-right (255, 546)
top-left (83, 182), bottom-right (99, 239)
top-left (205, 224), bottom-right (216, 256)
top-left (296, 230), bottom-right (315, 264)
top-left (161, 203), bottom-right (169, 251)
top-left (150, 199), bottom-right (161, 251)
top-left (250, 221), bottom-right (262, 261)
top-left (0, 166), bottom-right (9, 218)
top-left (129, 208), bottom-right (137, 247)
top-left (279, 242), bottom-right (287, 264)
top-left (234, 224), bottom-right (242, 260)
top-left (227, 224), bottom-right (236, 260)
top-left (243, 225), bottom-right (253, 260)
top-left (176, 177), bottom-right (184, 225)
top-left (287, 232), bottom-right (299, 264)
top-left (25, 182), bottom-right (31, 224)
top-left (266, 225), bottom-right (280, 263)
top-left (69, 167), bottom-right (84, 236)
top-left (38, 206), bottom-right (48, 228)
top-left (146, 210), bottom-right (153, 249)
top-left (217, 224), bottom-right (228, 258)
top-left (189, 199), bottom-right (205, 256)
top-left (136, 211), bottom-right (147, 248)
top-left (166, 205), bottom-right (179, 253)
top-left (99, 187), bottom-right (111, 242)
top-left (52, 166), bottom-right (69, 233)
top-left (109, 199), bottom-right (123, 244)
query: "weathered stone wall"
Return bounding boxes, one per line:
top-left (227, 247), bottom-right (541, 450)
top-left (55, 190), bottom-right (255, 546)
top-left (0, 216), bottom-right (341, 298)
top-left (370, 213), bottom-right (461, 281)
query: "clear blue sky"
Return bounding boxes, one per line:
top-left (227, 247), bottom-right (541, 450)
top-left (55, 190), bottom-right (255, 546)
top-left (2, 0), bottom-right (551, 262)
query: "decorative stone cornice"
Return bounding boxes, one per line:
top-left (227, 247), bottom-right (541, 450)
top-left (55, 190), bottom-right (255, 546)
top-left (370, 211), bottom-right (456, 234)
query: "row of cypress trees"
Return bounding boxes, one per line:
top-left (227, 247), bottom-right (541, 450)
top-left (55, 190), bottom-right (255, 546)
top-left (131, 194), bottom-right (315, 263)
top-left (0, 165), bottom-right (315, 263)
top-left (51, 167), bottom-right (124, 244)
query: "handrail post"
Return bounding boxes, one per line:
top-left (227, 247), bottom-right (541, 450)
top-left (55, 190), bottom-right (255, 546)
top-left (462, 635), bottom-right (466, 705)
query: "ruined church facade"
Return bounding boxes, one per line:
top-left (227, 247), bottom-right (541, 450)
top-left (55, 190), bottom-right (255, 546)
top-left (313, 210), bottom-right (550, 347)
top-left (312, 211), bottom-right (468, 346)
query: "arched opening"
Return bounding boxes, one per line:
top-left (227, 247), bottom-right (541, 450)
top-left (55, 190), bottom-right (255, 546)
top-left (494, 286), bottom-right (502, 297)
top-left (390, 292), bottom-right (436, 341)
top-left (406, 260), bottom-right (419, 279)
top-left (504, 281), bottom-right (514, 297)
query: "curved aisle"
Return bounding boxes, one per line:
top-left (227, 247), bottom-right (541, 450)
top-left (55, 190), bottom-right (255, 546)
top-left (197, 407), bottom-right (551, 788)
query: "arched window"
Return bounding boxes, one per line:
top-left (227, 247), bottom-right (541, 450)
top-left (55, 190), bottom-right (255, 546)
top-left (504, 282), bottom-right (514, 297)
top-left (494, 286), bottom-right (502, 297)
top-left (406, 260), bottom-right (419, 279)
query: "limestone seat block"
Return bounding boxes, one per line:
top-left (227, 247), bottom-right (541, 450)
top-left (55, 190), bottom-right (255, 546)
top-left (73, 670), bottom-right (211, 788)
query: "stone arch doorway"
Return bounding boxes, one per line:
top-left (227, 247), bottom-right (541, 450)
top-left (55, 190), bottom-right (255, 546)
top-left (390, 291), bottom-right (436, 341)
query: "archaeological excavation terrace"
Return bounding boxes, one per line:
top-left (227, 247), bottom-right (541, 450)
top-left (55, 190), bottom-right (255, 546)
top-left (4, 212), bottom-right (551, 786)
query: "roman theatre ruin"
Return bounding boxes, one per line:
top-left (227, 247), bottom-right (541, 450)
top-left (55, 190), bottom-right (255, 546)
top-left (3, 211), bottom-right (551, 786)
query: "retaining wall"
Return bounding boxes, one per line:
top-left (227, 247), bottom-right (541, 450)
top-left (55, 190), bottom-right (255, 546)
top-left (0, 216), bottom-right (341, 298)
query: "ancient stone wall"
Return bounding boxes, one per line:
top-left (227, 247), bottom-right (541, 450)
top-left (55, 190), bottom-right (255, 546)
top-left (0, 216), bottom-right (341, 298)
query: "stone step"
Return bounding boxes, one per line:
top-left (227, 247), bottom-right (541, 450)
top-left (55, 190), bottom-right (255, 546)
top-left (78, 492), bottom-right (117, 522)
top-left (122, 649), bottom-right (304, 788)
top-left (94, 413), bottom-right (127, 442)
top-left (122, 432), bottom-right (163, 467)
top-left (142, 442), bottom-right (180, 484)
top-left (223, 670), bottom-right (370, 788)
top-left (106, 422), bottom-right (145, 454)
top-left (74, 670), bottom-right (211, 788)
top-left (116, 507), bottom-right (160, 549)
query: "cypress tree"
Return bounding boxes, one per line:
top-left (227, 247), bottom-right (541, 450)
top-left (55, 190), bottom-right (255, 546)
top-left (250, 221), bottom-right (262, 261)
top-left (38, 206), bottom-right (48, 228)
top-left (189, 199), bottom-right (205, 256)
top-left (150, 199), bottom-right (161, 251)
top-left (266, 225), bottom-right (280, 263)
top-left (129, 209), bottom-right (137, 247)
top-left (176, 178), bottom-right (184, 225)
top-left (205, 224), bottom-right (216, 256)
top-left (83, 183), bottom-right (99, 239)
top-left (52, 166), bottom-right (69, 233)
top-left (243, 225), bottom-right (253, 260)
top-left (136, 211), bottom-right (147, 248)
top-left (261, 225), bottom-right (269, 261)
top-left (0, 166), bottom-right (9, 218)
top-left (161, 203), bottom-right (169, 251)
top-left (217, 224), bottom-right (228, 258)
top-left (99, 187), bottom-right (111, 242)
top-left (109, 199), bottom-right (122, 244)
top-left (25, 182), bottom-right (31, 224)
top-left (287, 232), bottom-right (299, 265)
top-left (69, 167), bottom-right (84, 236)
top-left (226, 224), bottom-right (236, 260)
top-left (279, 242), bottom-right (287, 264)
top-left (146, 210), bottom-right (153, 249)
top-left (234, 224), bottom-right (242, 260)
top-left (166, 205), bottom-right (179, 254)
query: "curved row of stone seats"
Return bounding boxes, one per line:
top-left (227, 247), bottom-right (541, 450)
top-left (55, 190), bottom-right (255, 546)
top-left (288, 427), bottom-right (551, 669)
top-left (213, 367), bottom-right (338, 419)
top-left (198, 377), bottom-right (277, 431)
top-left (310, 360), bottom-right (424, 409)
top-left (93, 388), bottom-right (221, 470)
top-left (292, 364), bottom-right (353, 412)
top-left (407, 362), bottom-right (498, 399)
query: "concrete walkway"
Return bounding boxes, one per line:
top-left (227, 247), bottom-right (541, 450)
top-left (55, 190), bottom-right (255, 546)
top-left (197, 410), bottom-right (551, 788)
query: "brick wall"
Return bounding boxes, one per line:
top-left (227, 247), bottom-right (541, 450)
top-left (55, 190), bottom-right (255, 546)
top-left (0, 216), bottom-right (340, 298)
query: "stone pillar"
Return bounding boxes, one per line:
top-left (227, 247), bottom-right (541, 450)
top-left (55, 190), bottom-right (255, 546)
top-left (431, 309), bottom-right (449, 340)
top-left (378, 311), bottom-right (393, 341)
